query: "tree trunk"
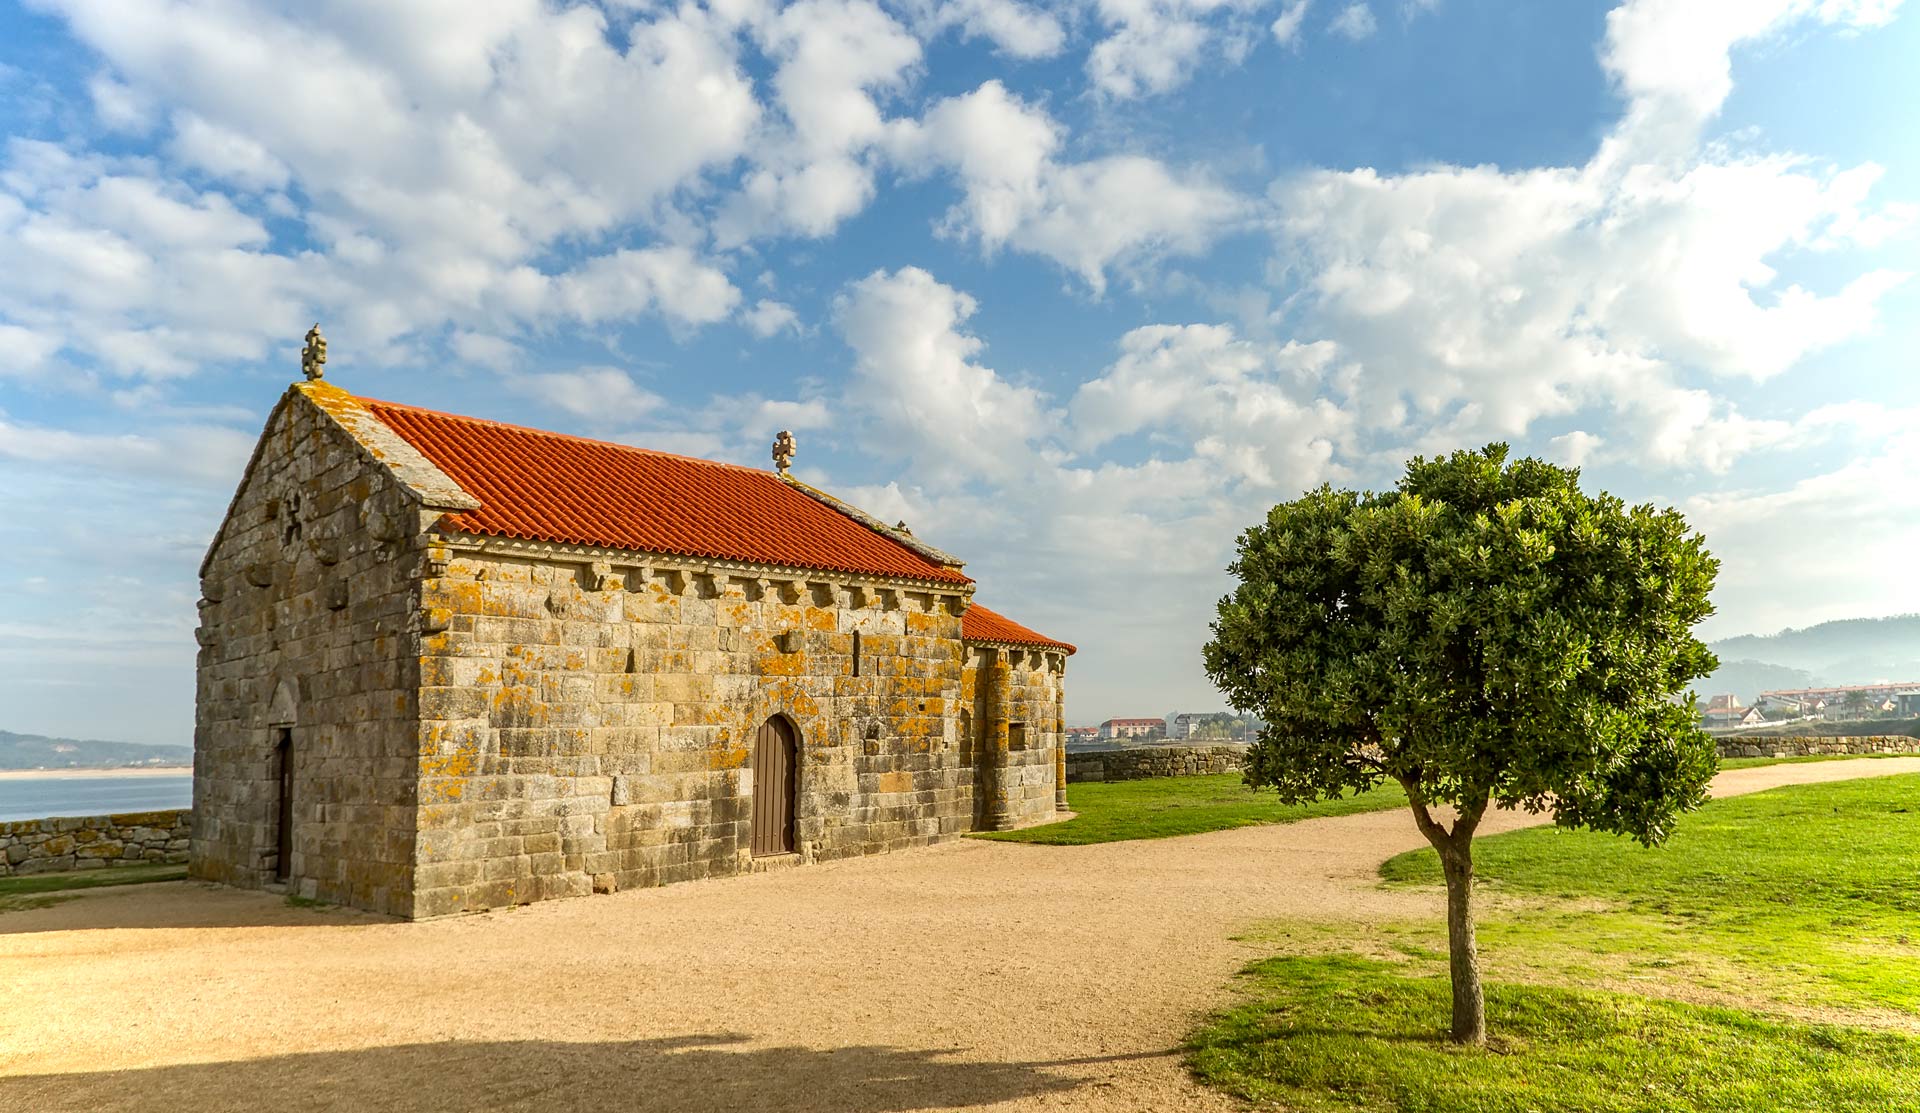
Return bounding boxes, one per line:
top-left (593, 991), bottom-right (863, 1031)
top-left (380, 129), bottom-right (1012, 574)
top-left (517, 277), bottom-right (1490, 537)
top-left (1438, 840), bottom-right (1486, 1046)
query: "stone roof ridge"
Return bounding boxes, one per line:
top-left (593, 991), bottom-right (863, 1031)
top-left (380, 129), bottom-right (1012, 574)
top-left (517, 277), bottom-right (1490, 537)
top-left (299, 383), bottom-right (481, 512)
top-left (779, 477), bottom-right (966, 572)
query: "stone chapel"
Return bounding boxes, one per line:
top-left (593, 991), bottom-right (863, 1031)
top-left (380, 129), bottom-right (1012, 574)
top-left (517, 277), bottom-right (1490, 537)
top-left (191, 345), bottom-right (1073, 918)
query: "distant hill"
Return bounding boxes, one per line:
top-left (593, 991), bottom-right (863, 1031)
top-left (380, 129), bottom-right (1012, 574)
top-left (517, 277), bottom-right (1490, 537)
top-left (0, 730), bottom-right (191, 771)
top-left (1701, 614), bottom-right (1920, 703)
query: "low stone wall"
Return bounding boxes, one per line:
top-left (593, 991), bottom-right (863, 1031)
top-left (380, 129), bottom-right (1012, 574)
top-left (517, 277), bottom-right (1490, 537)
top-left (0, 809), bottom-right (191, 877)
top-left (1716, 735), bottom-right (1920, 760)
top-left (1066, 744), bottom-right (1249, 783)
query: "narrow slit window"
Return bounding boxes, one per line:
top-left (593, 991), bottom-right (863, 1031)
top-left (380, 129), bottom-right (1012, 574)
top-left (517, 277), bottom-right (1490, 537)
top-left (852, 631), bottom-right (862, 677)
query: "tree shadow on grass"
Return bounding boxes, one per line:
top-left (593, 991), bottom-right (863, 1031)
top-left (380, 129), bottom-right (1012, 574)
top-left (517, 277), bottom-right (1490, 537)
top-left (0, 1034), bottom-right (1150, 1112)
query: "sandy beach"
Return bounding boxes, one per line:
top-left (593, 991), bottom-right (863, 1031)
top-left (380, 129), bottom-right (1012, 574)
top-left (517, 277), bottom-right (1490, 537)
top-left (0, 767), bottom-right (192, 780)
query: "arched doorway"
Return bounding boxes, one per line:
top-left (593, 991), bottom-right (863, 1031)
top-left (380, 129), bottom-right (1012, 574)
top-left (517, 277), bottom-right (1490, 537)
top-left (751, 716), bottom-right (798, 856)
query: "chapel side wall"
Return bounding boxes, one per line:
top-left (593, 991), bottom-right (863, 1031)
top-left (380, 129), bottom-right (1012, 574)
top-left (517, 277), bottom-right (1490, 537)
top-left (408, 548), bottom-right (974, 918)
top-left (192, 393), bottom-right (425, 915)
top-left (959, 645), bottom-right (1068, 829)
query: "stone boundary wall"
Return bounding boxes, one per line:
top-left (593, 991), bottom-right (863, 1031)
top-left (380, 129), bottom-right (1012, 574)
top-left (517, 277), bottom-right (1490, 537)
top-left (1066, 744), bottom-right (1249, 783)
top-left (0, 809), bottom-right (191, 877)
top-left (1716, 735), bottom-right (1920, 759)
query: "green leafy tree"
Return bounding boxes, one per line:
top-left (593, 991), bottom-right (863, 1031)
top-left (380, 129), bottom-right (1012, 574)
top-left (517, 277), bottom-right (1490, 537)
top-left (1203, 445), bottom-right (1720, 1045)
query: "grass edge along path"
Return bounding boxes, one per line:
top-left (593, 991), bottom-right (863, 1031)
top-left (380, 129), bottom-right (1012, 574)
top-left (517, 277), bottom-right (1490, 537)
top-left (0, 862), bottom-right (187, 913)
top-left (970, 774), bottom-right (1406, 845)
top-left (1186, 953), bottom-right (1920, 1113)
top-left (968, 752), bottom-right (1889, 847)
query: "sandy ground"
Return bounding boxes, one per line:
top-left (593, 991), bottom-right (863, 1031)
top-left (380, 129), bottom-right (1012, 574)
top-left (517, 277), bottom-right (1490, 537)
top-left (4, 757), bottom-right (1915, 1113)
top-left (0, 767), bottom-right (192, 780)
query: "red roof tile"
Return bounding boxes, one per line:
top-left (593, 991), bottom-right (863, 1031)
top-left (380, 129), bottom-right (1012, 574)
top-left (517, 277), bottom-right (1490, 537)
top-left (360, 397), bottom-right (969, 585)
top-left (962, 603), bottom-right (1075, 654)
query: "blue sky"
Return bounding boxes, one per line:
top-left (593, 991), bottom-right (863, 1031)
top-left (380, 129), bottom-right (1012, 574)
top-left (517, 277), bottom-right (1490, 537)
top-left (0, 0), bottom-right (1915, 745)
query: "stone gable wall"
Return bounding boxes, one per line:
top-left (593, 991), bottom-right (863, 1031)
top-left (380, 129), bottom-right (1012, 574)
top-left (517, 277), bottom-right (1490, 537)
top-left (192, 390), bottom-right (426, 915)
top-left (0, 810), bottom-right (191, 877)
top-left (406, 548), bottom-right (1065, 918)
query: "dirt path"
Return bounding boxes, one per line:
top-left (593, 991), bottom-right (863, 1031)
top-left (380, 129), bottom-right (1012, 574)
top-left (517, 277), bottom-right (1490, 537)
top-left (4, 757), bottom-right (1915, 1113)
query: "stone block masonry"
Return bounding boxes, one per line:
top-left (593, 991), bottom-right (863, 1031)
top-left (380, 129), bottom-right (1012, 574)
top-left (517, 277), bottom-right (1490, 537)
top-left (1066, 744), bottom-right (1249, 783)
top-left (0, 810), bottom-right (191, 877)
top-left (1716, 735), bottom-right (1920, 760)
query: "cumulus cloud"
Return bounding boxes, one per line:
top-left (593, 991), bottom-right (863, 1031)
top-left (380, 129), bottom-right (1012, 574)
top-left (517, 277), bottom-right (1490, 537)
top-left (938, 0), bottom-right (1067, 57)
top-left (1271, 0), bottom-right (1312, 44)
top-left (505, 367), bottom-right (665, 425)
top-left (742, 299), bottom-right (803, 338)
top-left (1328, 2), bottom-right (1377, 39)
top-left (13, 0), bottom-right (761, 378)
top-left (714, 0), bottom-right (922, 245)
top-left (1085, 0), bottom-right (1274, 98)
top-left (1264, 0), bottom-right (1911, 472)
top-left (889, 81), bottom-right (1247, 290)
top-left (833, 266), bottom-right (1054, 482)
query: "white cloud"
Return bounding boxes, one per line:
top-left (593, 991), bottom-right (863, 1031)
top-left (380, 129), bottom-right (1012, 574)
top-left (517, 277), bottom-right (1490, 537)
top-left (1547, 430), bottom-right (1604, 467)
top-left (13, 0), bottom-right (763, 376)
top-left (545, 247), bottom-right (741, 328)
top-left (1686, 427), bottom-right (1920, 639)
top-left (86, 72), bottom-right (154, 133)
top-left (1600, 0), bottom-right (1908, 162)
top-left (742, 299), bottom-right (803, 338)
top-left (1272, 1), bottom-right (1312, 44)
top-left (940, 0), bottom-right (1067, 58)
top-left (506, 366), bottom-right (664, 424)
top-left (1264, 0), bottom-right (1912, 473)
top-left (1329, 2), bottom-right (1377, 39)
top-left (168, 112), bottom-right (290, 191)
top-left (715, 0), bottom-right (921, 245)
top-left (890, 81), bottom-right (1247, 290)
top-left (833, 266), bottom-right (1053, 483)
top-left (0, 416), bottom-right (255, 484)
top-left (1086, 0), bottom-right (1275, 99)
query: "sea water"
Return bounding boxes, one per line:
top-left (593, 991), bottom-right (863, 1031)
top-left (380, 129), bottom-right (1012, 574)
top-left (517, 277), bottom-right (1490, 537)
top-left (0, 775), bottom-right (193, 823)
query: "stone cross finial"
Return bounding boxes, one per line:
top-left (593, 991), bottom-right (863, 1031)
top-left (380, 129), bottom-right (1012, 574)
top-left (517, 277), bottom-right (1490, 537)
top-left (301, 323), bottom-right (328, 381)
top-left (772, 429), bottom-right (796, 476)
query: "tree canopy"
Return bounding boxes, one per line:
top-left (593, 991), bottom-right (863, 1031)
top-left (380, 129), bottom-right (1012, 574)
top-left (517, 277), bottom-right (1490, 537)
top-left (1206, 444), bottom-right (1720, 841)
top-left (1204, 444), bottom-right (1721, 1043)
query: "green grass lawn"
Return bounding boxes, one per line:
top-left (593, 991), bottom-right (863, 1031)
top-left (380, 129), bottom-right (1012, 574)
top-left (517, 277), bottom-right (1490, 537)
top-left (0, 862), bottom-right (187, 912)
top-left (1191, 773), bottom-right (1920, 1112)
top-left (1189, 954), bottom-right (1920, 1113)
top-left (969, 773), bottom-right (1406, 845)
top-left (1381, 773), bottom-right (1920, 1013)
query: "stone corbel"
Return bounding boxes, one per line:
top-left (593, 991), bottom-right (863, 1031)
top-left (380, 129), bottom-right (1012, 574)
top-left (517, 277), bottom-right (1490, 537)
top-left (200, 575), bottom-right (226, 603)
top-left (847, 584), bottom-right (871, 610)
top-left (582, 560), bottom-right (614, 591)
top-left (306, 536), bottom-right (342, 566)
top-left (325, 580), bottom-right (350, 611)
top-left (877, 587), bottom-right (900, 611)
top-left (692, 572), bottom-right (719, 599)
top-left (244, 561), bottom-right (277, 588)
top-left (774, 579), bottom-right (803, 605)
top-left (657, 569), bottom-right (687, 595)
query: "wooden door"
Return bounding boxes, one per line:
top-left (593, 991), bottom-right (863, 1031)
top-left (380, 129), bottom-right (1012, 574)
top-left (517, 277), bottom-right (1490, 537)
top-left (274, 728), bottom-right (294, 882)
top-left (752, 717), bottom-right (797, 856)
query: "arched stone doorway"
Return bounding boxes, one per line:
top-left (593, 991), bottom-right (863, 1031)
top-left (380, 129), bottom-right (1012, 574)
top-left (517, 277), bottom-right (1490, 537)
top-left (751, 716), bottom-right (798, 856)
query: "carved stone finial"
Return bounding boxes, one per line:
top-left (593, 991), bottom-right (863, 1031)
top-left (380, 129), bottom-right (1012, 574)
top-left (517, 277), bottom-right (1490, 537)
top-left (772, 429), bottom-right (796, 476)
top-left (301, 323), bottom-right (328, 381)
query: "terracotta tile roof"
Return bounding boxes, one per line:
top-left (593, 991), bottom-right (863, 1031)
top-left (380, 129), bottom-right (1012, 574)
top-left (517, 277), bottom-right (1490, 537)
top-left (359, 396), bottom-right (970, 586)
top-left (962, 603), bottom-right (1075, 654)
